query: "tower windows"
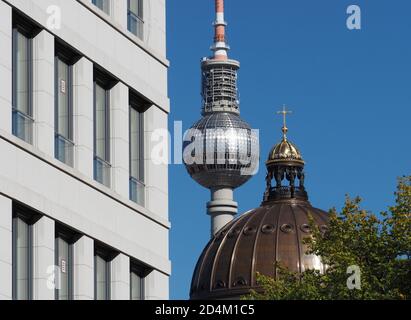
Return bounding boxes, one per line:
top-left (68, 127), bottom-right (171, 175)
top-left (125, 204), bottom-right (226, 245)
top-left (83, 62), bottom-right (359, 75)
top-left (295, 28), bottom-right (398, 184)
top-left (92, 0), bottom-right (111, 15)
top-left (128, 0), bottom-right (144, 40)
top-left (129, 92), bottom-right (146, 206)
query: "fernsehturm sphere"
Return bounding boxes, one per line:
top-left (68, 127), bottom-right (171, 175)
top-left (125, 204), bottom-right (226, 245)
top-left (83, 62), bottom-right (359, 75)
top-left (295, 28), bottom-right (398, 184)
top-left (183, 0), bottom-right (259, 237)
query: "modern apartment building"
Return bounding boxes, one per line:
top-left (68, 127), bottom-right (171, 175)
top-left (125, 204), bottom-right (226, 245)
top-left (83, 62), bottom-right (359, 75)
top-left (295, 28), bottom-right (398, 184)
top-left (0, 0), bottom-right (170, 300)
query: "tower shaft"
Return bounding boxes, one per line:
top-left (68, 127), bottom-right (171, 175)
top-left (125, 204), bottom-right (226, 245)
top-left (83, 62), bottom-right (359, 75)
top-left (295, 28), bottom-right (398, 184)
top-left (207, 188), bottom-right (238, 236)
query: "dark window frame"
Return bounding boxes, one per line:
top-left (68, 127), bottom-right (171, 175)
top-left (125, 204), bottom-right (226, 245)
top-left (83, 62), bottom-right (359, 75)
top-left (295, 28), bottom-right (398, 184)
top-left (54, 225), bottom-right (81, 300)
top-left (54, 42), bottom-right (81, 166)
top-left (94, 243), bottom-right (117, 300)
top-left (129, 259), bottom-right (152, 300)
top-left (92, 0), bottom-right (111, 15)
top-left (12, 29), bottom-right (33, 143)
top-left (129, 91), bottom-right (148, 205)
top-left (11, 203), bottom-right (41, 300)
top-left (93, 68), bottom-right (117, 186)
top-left (93, 82), bottom-right (111, 163)
top-left (127, 0), bottom-right (144, 39)
top-left (11, 12), bottom-right (42, 144)
top-left (12, 29), bottom-right (33, 116)
top-left (130, 265), bottom-right (144, 300)
top-left (54, 57), bottom-right (74, 141)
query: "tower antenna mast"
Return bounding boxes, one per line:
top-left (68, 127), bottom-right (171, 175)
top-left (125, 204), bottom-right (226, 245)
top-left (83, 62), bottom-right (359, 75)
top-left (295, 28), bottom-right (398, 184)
top-left (212, 0), bottom-right (230, 60)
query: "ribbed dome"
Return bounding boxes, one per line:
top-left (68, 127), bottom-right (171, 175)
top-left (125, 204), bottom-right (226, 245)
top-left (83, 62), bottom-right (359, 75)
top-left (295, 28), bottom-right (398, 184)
top-left (267, 138), bottom-right (304, 166)
top-left (190, 200), bottom-right (329, 300)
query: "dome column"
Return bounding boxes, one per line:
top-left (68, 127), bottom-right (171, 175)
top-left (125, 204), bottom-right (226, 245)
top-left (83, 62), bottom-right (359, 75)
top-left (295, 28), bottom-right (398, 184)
top-left (207, 188), bottom-right (238, 236)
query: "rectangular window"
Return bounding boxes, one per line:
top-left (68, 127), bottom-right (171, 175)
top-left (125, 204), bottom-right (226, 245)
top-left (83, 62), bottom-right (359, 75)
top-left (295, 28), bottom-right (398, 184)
top-left (12, 217), bottom-right (32, 300)
top-left (55, 226), bottom-right (78, 300)
top-left (94, 81), bottom-right (111, 187)
top-left (129, 98), bottom-right (145, 206)
top-left (95, 255), bottom-right (110, 300)
top-left (55, 57), bottom-right (74, 167)
top-left (128, 0), bottom-right (144, 40)
top-left (92, 0), bottom-right (110, 15)
top-left (94, 245), bottom-right (115, 300)
top-left (12, 29), bottom-right (33, 144)
top-left (11, 205), bottom-right (39, 300)
top-left (130, 270), bottom-right (144, 300)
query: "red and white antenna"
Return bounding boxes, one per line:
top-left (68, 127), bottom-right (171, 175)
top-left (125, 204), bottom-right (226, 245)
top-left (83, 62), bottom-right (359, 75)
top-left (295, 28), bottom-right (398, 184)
top-left (211, 0), bottom-right (230, 60)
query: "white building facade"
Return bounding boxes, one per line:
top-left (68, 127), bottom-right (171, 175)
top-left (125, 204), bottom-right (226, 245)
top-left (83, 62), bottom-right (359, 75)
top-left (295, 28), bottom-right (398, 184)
top-left (0, 0), bottom-right (170, 300)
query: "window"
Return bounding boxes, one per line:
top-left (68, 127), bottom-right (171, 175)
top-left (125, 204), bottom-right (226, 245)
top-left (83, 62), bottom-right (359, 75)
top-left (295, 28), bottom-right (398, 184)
top-left (129, 94), bottom-right (145, 206)
top-left (128, 0), bottom-right (144, 40)
top-left (55, 44), bottom-right (77, 167)
top-left (130, 261), bottom-right (149, 300)
top-left (12, 28), bottom-right (33, 144)
top-left (94, 245), bottom-right (115, 300)
top-left (94, 83), bottom-right (110, 186)
top-left (55, 226), bottom-right (78, 300)
top-left (12, 217), bottom-right (32, 300)
top-left (12, 205), bottom-right (40, 300)
top-left (130, 269), bottom-right (144, 300)
top-left (95, 255), bottom-right (110, 300)
top-left (92, 0), bottom-right (110, 15)
top-left (94, 69), bottom-right (115, 187)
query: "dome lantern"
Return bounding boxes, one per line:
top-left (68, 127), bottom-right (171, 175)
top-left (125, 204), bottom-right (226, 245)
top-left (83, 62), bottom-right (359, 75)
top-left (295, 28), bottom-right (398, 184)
top-left (263, 106), bottom-right (307, 203)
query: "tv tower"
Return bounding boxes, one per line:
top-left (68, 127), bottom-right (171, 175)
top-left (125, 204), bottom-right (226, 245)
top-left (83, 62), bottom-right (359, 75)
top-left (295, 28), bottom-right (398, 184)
top-left (184, 0), bottom-right (259, 237)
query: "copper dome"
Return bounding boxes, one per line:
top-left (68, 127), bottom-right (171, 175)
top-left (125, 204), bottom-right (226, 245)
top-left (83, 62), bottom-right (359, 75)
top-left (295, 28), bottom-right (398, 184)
top-left (190, 199), bottom-right (328, 300)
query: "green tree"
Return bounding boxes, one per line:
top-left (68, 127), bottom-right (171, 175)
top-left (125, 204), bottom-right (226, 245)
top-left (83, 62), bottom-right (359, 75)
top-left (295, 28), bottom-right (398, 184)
top-left (244, 176), bottom-right (411, 300)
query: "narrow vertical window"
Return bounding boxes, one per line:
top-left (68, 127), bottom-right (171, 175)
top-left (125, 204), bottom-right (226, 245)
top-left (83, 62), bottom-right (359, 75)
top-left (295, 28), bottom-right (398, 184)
top-left (12, 29), bottom-right (33, 144)
top-left (94, 80), bottom-right (111, 187)
top-left (94, 246), bottom-right (114, 300)
top-left (92, 0), bottom-right (110, 15)
top-left (130, 269), bottom-right (144, 300)
top-left (13, 217), bottom-right (31, 300)
top-left (129, 94), bottom-right (145, 206)
top-left (12, 205), bottom-right (39, 300)
top-left (128, 0), bottom-right (144, 40)
top-left (55, 226), bottom-right (77, 300)
top-left (95, 255), bottom-right (109, 300)
top-left (55, 57), bottom-right (74, 166)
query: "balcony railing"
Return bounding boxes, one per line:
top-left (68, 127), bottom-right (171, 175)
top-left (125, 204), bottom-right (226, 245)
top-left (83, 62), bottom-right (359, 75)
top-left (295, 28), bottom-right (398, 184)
top-left (128, 11), bottom-right (144, 40)
top-left (94, 157), bottom-right (111, 188)
top-left (12, 109), bottom-right (34, 144)
top-left (55, 134), bottom-right (74, 167)
top-left (130, 177), bottom-right (145, 206)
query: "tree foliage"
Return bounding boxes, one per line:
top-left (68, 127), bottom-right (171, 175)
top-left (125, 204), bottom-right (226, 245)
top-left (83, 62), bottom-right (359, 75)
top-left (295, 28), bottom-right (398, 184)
top-left (244, 176), bottom-right (411, 300)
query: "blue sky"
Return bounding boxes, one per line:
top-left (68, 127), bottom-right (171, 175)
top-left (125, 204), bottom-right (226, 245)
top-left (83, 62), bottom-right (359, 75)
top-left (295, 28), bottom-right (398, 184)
top-left (166, 0), bottom-right (411, 300)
